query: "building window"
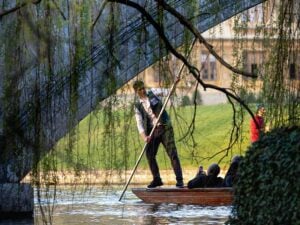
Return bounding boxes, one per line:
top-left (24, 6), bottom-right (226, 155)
top-left (201, 53), bottom-right (217, 80)
top-left (289, 53), bottom-right (300, 80)
top-left (241, 4), bottom-right (263, 23)
top-left (289, 63), bottom-right (296, 79)
top-left (251, 64), bottom-right (258, 76)
top-left (153, 69), bottom-right (160, 82)
top-left (243, 51), bottom-right (264, 78)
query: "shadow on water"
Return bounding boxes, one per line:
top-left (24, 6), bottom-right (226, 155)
top-left (0, 185), bottom-right (231, 225)
top-left (136, 203), bottom-right (230, 225)
top-left (0, 219), bottom-right (33, 225)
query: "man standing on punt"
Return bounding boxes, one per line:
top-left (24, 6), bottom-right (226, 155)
top-left (133, 80), bottom-right (184, 188)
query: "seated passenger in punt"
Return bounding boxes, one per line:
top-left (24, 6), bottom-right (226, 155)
top-left (223, 155), bottom-right (242, 187)
top-left (187, 163), bottom-right (224, 189)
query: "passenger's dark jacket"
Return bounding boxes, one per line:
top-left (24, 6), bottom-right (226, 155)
top-left (187, 163), bottom-right (223, 189)
top-left (187, 174), bottom-right (224, 188)
top-left (223, 156), bottom-right (242, 187)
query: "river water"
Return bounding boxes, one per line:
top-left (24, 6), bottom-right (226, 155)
top-left (1, 185), bottom-right (231, 225)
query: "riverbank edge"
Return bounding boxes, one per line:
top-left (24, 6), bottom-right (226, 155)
top-left (22, 169), bottom-right (227, 185)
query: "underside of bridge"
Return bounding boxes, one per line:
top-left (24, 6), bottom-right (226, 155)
top-left (0, 0), bottom-right (265, 217)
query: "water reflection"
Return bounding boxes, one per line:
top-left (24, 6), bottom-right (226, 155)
top-left (0, 185), bottom-right (231, 225)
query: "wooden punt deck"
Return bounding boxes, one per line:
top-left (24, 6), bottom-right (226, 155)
top-left (132, 187), bottom-right (233, 206)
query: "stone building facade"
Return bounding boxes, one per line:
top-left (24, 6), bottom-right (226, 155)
top-left (125, 3), bottom-right (299, 105)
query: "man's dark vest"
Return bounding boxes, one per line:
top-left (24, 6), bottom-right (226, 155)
top-left (135, 91), bottom-right (170, 135)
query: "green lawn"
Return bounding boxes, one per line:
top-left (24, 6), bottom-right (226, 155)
top-left (48, 103), bottom-right (253, 172)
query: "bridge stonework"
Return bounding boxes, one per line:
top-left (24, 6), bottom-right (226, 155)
top-left (0, 183), bottom-right (33, 219)
top-left (0, 0), bottom-right (264, 218)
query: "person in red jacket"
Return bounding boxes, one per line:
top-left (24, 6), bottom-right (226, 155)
top-left (250, 104), bottom-right (266, 143)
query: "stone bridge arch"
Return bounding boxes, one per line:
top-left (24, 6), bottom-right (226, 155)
top-left (0, 0), bottom-right (265, 217)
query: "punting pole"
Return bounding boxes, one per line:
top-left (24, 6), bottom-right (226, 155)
top-left (119, 38), bottom-right (197, 201)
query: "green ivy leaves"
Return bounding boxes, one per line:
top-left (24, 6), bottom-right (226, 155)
top-left (227, 126), bottom-right (300, 225)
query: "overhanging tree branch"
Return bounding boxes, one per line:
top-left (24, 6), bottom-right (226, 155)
top-left (0, 0), bottom-right (42, 19)
top-left (155, 0), bottom-right (258, 78)
top-left (51, 0), bottom-right (66, 20)
top-left (92, 0), bottom-right (108, 31)
top-left (107, 0), bottom-right (258, 125)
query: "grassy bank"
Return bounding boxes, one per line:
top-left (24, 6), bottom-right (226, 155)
top-left (47, 103), bottom-right (252, 173)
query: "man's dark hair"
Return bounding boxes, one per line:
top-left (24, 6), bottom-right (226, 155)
top-left (133, 80), bottom-right (144, 91)
top-left (207, 163), bottom-right (220, 177)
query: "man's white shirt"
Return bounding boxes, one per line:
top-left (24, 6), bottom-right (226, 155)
top-left (134, 88), bottom-right (169, 134)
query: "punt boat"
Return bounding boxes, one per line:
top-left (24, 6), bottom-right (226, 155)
top-left (132, 187), bottom-right (233, 206)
